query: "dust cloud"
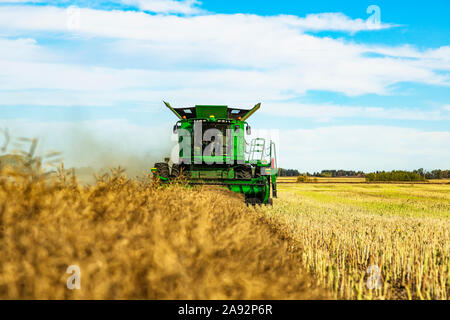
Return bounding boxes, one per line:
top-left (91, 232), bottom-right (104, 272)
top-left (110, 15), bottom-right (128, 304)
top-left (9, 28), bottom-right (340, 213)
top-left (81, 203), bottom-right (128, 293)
top-left (1, 120), bottom-right (176, 182)
top-left (63, 123), bottom-right (175, 179)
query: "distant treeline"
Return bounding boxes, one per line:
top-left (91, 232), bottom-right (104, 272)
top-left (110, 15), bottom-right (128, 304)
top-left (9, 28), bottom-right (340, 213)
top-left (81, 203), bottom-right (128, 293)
top-left (413, 169), bottom-right (450, 179)
top-left (278, 169), bottom-right (363, 177)
top-left (367, 169), bottom-right (450, 181)
top-left (311, 170), bottom-right (365, 177)
top-left (278, 168), bottom-right (450, 180)
top-left (277, 168), bottom-right (301, 176)
top-left (365, 171), bottom-right (425, 182)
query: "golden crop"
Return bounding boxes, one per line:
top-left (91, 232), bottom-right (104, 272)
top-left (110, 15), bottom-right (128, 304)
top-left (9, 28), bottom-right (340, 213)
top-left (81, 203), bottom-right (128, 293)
top-left (0, 167), bottom-right (325, 299)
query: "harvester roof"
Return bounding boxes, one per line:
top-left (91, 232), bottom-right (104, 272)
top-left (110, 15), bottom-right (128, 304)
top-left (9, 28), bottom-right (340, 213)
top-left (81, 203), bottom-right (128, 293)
top-left (163, 102), bottom-right (260, 121)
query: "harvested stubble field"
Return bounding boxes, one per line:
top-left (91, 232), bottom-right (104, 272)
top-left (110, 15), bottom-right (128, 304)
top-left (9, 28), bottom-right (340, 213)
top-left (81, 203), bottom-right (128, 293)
top-left (0, 167), bottom-right (325, 300)
top-left (262, 183), bottom-right (449, 299)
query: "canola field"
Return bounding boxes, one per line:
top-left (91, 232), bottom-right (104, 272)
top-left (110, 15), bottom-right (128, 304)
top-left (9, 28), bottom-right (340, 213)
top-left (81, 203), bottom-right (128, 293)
top-left (0, 164), bottom-right (448, 300)
top-left (0, 168), bottom-right (324, 299)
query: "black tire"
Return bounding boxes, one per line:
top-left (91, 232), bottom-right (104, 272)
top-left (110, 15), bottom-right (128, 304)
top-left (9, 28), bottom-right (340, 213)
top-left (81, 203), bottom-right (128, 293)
top-left (245, 197), bottom-right (262, 206)
top-left (171, 164), bottom-right (180, 177)
top-left (154, 162), bottom-right (169, 179)
top-left (235, 165), bottom-right (252, 179)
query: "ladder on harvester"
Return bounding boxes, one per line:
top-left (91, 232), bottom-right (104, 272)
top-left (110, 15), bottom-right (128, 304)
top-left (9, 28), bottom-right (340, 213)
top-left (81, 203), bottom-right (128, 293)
top-left (248, 138), bottom-right (266, 162)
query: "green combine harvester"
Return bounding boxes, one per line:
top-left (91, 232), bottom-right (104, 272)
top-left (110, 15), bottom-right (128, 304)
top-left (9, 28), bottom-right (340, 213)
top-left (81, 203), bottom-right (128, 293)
top-left (152, 102), bottom-right (278, 205)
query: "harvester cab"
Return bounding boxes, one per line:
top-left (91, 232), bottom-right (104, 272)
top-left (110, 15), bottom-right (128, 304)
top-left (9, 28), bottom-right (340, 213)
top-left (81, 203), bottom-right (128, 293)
top-left (152, 102), bottom-right (278, 205)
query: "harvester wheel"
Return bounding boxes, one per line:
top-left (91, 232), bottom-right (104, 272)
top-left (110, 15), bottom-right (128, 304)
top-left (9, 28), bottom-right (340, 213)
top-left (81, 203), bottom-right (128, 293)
top-left (235, 165), bottom-right (252, 179)
top-left (154, 162), bottom-right (170, 179)
top-left (245, 197), bottom-right (262, 206)
top-left (171, 164), bottom-right (180, 177)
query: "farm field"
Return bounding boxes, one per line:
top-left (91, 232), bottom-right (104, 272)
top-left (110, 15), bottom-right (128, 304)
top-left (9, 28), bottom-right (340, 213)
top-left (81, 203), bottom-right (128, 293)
top-left (0, 169), bottom-right (326, 300)
top-left (1, 164), bottom-right (449, 300)
top-left (260, 182), bottom-right (450, 299)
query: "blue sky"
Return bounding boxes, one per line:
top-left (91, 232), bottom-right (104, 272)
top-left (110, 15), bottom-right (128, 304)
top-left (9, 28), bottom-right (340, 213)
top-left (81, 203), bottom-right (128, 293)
top-left (0, 0), bottom-right (449, 172)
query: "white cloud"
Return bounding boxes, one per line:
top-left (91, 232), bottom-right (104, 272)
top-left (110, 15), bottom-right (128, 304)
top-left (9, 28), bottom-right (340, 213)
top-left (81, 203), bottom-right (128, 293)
top-left (0, 34), bottom-right (447, 114)
top-left (280, 126), bottom-right (450, 171)
top-left (284, 12), bottom-right (396, 32)
top-left (0, 37), bottom-right (58, 62)
top-left (261, 103), bottom-right (450, 121)
top-left (0, 6), bottom-right (448, 107)
top-left (0, 5), bottom-right (448, 124)
top-left (0, 6), bottom-right (392, 38)
top-left (1, 56), bottom-right (446, 123)
top-left (121, 0), bottom-right (202, 14)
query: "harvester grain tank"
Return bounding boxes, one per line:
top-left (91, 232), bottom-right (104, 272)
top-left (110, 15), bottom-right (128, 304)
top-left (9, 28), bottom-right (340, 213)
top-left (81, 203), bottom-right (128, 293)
top-left (152, 102), bottom-right (278, 205)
